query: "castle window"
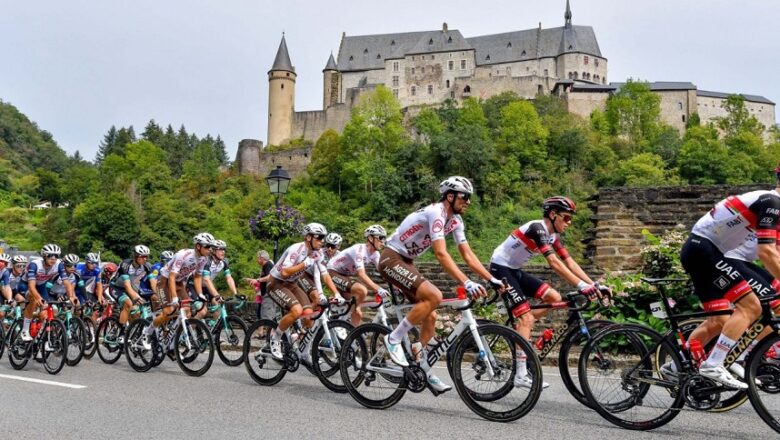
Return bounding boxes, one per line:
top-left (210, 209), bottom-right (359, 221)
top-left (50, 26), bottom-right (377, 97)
top-left (421, 67), bottom-right (425, 73)
top-left (377, 54), bottom-right (381, 59)
top-left (450, 91), bottom-right (455, 98)
top-left (602, 77), bottom-right (606, 84)
top-left (582, 72), bottom-right (586, 79)
top-left (537, 85), bottom-right (544, 95)
top-left (461, 59), bottom-right (466, 69)
top-left (286, 72), bottom-right (290, 77)
top-left (446, 79), bottom-right (450, 88)
top-left (412, 56), bottom-right (415, 60)
top-left (393, 89), bottom-right (399, 98)
top-left (568, 72), bottom-right (573, 79)
top-left (411, 86), bottom-right (416, 96)
top-left (281, 83), bottom-right (284, 89)
top-left (349, 55), bottom-right (354, 61)
top-left (521, 50), bottom-right (526, 57)
top-left (392, 76), bottom-right (399, 87)
top-left (393, 61), bottom-right (399, 72)
top-left (507, 42), bottom-right (512, 48)
top-left (447, 36), bottom-right (452, 43)
top-left (568, 45), bottom-right (573, 50)
top-left (584, 56), bottom-right (589, 65)
top-left (464, 85), bottom-right (471, 93)
top-left (431, 55), bottom-right (434, 60)
top-left (573, 72), bottom-right (578, 79)
top-left (485, 54), bottom-right (491, 61)
top-left (682, 115), bottom-right (686, 123)
top-left (391, 39), bottom-right (396, 46)
top-left (595, 59), bottom-right (599, 67)
top-left (428, 85), bottom-right (433, 94)
top-left (448, 60), bottom-right (454, 70)
top-left (507, 67), bottom-right (511, 75)
top-left (411, 67), bottom-right (415, 75)
top-left (364, 48), bottom-right (368, 54)
top-left (678, 102), bottom-right (683, 110)
top-left (429, 38), bottom-right (434, 45)
top-left (544, 69), bottom-right (548, 76)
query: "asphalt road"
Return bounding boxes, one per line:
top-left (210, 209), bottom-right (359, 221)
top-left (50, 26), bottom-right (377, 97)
top-left (1, 356), bottom-right (774, 439)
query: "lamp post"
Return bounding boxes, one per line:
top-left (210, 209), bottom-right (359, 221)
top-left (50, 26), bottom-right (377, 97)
top-left (265, 165), bottom-right (291, 261)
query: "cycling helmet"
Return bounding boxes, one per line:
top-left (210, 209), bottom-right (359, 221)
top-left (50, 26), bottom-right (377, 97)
top-left (133, 245), bottom-right (151, 257)
top-left (160, 250), bottom-right (174, 262)
top-left (212, 240), bottom-right (227, 250)
top-left (364, 224), bottom-right (387, 238)
top-left (86, 253), bottom-right (100, 264)
top-left (41, 243), bottom-right (61, 257)
top-left (12, 255), bottom-right (27, 264)
top-left (103, 262), bottom-right (118, 274)
top-left (302, 223), bottom-right (327, 237)
top-left (63, 254), bottom-right (80, 265)
top-left (324, 233), bottom-right (342, 247)
top-left (439, 176), bottom-right (474, 196)
top-left (542, 196), bottom-right (577, 215)
top-left (0, 254), bottom-right (11, 264)
top-left (193, 232), bottom-right (215, 247)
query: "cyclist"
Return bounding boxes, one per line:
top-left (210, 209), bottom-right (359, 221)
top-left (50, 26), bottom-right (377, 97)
top-left (143, 233), bottom-right (213, 348)
top-left (293, 232), bottom-right (343, 326)
top-left (143, 250), bottom-right (173, 310)
top-left (192, 239), bottom-right (239, 320)
top-left (20, 244), bottom-right (68, 341)
top-left (266, 223), bottom-right (333, 361)
top-left (378, 176), bottom-right (501, 393)
top-left (489, 196), bottom-right (603, 389)
top-left (0, 254), bottom-right (13, 320)
top-left (112, 245), bottom-right (154, 341)
top-left (327, 225), bottom-right (390, 326)
top-left (9, 255), bottom-right (28, 303)
top-left (75, 253), bottom-right (104, 305)
top-left (681, 184), bottom-right (780, 389)
top-left (50, 253), bottom-right (82, 306)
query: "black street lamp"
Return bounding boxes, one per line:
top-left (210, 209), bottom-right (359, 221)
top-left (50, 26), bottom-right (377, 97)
top-left (266, 165), bottom-right (291, 261)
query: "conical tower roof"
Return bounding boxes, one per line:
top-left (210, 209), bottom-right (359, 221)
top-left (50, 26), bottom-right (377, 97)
top-left (270, 34), bottom-right (295, 74)
top-left (323, 52), bottom-right (337, 71)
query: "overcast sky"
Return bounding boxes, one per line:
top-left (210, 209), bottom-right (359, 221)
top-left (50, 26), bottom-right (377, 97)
top-left (1, 0), bottom-right (777, 162)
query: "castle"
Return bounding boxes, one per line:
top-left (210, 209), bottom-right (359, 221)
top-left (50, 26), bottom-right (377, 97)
top-left (236, 1), bottom-right (776, 176)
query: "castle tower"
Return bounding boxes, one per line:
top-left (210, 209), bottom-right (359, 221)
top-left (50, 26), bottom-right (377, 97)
top-left (267, 34), bottom-right (296, 147)
top-left (322, 53), bottom-right (340, 109)
top-left (564, 0), bottom-right (572, 28)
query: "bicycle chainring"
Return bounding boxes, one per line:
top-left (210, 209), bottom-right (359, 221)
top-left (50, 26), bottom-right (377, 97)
top-left (757, 364), bottom-right (780, 394)
top-left (285, 351), bottom-right (300, 372)
top-left (682, 375), bottom-right (720, 411)
top-left (405, 365), bottom-right (427, 393)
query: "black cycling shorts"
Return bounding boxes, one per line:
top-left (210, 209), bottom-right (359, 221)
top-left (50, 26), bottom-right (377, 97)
top-left (488, 263), bottom-right (551, 317)
top-left (680, 234), bottom-right (753, 305)
top-left (725, 258), bottom-right (780, 309)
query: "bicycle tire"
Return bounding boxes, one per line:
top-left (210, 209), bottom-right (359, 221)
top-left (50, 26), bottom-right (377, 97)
top-left (7, 320), bottom-right (29, 370)
top-left (745, 331), bottom-right (780, 434)
top-left (82, 317), bottom-right (98, 359)
top-left (244, 319), bottom-right (288, 386)
top-left (579, 323), bottom-right (684, 430)
top-left (65, 316), bottom-right (86, 366)
top-left (215, 315), bottom-right (247, 367)
top-left (451, 322), bottom-right (541, 422)
top-left (174, 318), bottom-right (214, 377)
top-left (124, 318), bottom-right (155, 372)
top-left (311, 320), bottom-right (354, 393)
top-left (558, 319), bottom-right (613, 408)
top-left (339, 323), bottom-right (407, 410)
top-left (42, 319), bottom-right (68, 375)
top-left (0, 322), bottom-right (5, 360)
top-left (96, 316), bottom-right (123, 364)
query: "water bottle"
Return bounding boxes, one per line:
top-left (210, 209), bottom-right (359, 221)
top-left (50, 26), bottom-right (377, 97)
top-left (534, 328), bottom-right (554, 351)
top-left (689, 339), bottom-right (705, 367)
top-left (31, 321), bottom-right (41, 338)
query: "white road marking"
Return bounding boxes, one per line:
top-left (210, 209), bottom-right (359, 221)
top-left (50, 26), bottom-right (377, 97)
top-left (0, 373), bottom-right (86, 389)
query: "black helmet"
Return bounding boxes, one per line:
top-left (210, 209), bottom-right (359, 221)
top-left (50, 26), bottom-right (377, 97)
top-left (542, 196), bottom-right (577, 215)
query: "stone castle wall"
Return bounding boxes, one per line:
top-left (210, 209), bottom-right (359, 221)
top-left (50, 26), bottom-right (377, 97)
top-left (236, 142), bottom-right (313, 179)
top-left (587, 184), bottom-right (767, 272)
top-left (291, 104), bottom-right (351, 143)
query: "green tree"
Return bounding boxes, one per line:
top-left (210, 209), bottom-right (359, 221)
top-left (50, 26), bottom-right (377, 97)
top-left (308, 129), bottom-right (344, 192)
top-left (497, 100), bottom-right (548, 168)
top-left (676, 126), bottom-right (731, 184)
top-left (72, 192), bottom-right (141, 256)
top-left (604, 80), bottom-right (662, 153)
top-left (141, 119), bottom-right (164, 146)
top-left (36, 169), bottom-right (64, 205)
top-left (614, 153), bottom-right (672, 187)
top-left (716, 95), bottom-right (765, 139)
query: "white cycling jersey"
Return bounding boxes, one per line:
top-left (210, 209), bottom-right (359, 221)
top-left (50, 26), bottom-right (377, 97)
top-left (270, 242), bottom-right (327, 282)
top-left (159, 249), bottom-right (208, 283)
top-left (491, 220), bottom-right (569, 269)
top-left (327, 243), bottom-right (379, 276)
top-left (386, 202), bottom-right (467, 260)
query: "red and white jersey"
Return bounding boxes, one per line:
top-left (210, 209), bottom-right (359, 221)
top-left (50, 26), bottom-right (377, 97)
top-left (160, 249), bottom-right (208, 283)
top-left (327, 243), bottom-right (380, 276)
top-left (491, 220), bottom-right (570, 269)
top-left (270, 242), bottom-right (327, 282)
top-left (692, 190), bottom-right (780, 254)
top-left (386, 202), bottom-right (467, 260)
top-left (724, 224), bottom-right (780, 262)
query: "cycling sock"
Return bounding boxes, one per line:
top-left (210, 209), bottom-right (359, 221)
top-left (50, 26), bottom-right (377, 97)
top-left (22, 318), bottom-right (31, 332)
top-left (736, 340), bottom-right (758, 362)
top-left (388, 318), bottom-right (413, 345)
top-left (703, 334), bottom-right (737, 368)
top-left (515, 353), bottom-right (528, 377)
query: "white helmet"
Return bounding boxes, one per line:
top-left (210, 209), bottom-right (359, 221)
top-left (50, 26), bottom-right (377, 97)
top-left (12, 255), bottom-right (27, 264)
top-left (86, 253), bottom-right (101, 264)
top-left (212, 240), bottom-right (227, 250)
top-left (41, 243), bottom-right (61, 257)
top-left (364, 224), bottom-right (387, 238)
top-left (160, 250), bottom-right (175, 262)
top-left (63, 254), bottom-right (80, 265)
top-left (193, 232), bottom-right (215, 246)
top-left (324, 233), bottom-right (342, 247)
top-left (302, 223), bottom-right (327, 237)
top-left (133, 245), bottom-right (151, 257)
top-left (439, 176), bottom-right (474, 195)
top-left (0, 253), bottom-right (11, 264)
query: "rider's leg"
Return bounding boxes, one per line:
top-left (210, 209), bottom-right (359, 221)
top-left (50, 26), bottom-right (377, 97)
top-left (702, 292), bottom-right (761, 368)
top-left (349, 283), bottom-right (367, 326)
top-left (389, 280), bottom-right (441, 345)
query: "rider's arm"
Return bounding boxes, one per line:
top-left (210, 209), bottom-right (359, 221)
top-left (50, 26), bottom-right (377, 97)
top-left (202, 275), bottom-right (219, 298)
top-left (320, 272), bottom-right (340, 298)
top-left (1, 285), bottom-right (11, 301)
top-left (356, 268), bottom-right (382, 292)
top-left (27, 279), bottom-right (41, 301)
top-left (167, 273), bottom-right (178, 301)
top-left (193, 272), bottom-right (205, 297)
top-left (432, 239), bottom-right (468, 284)
top-left (544, 253), bottom-right (586, 286)
top-left (457, 242), bottom-right (494, 281)
top-left (758, 243), bottom-right (780, 281)
top-left (562, 257), bottom-right (594, 284)
top-left (95, 280), bottom-right (104, 303)
top-left (122, 278), bottom-right (141, 301)
top-left (64, 278), bottom-right (77, 303)
top-left (225, 274), bottom-right (238, 297)
top-left (281, 261), bottom-right (307, 278)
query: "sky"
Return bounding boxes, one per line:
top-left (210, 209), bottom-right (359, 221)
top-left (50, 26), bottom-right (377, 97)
top-left (1, 0), bottom-right (778, 162)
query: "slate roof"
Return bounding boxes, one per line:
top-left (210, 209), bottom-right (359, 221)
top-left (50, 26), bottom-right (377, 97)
top-left (610, 81), bottom-right (696, 92)
top-left (697, 90), bottom-right (774, 105)
top-left (270, 35), bottom-right (295, 73)
top-left (324, 53), bottom-right (337, 71)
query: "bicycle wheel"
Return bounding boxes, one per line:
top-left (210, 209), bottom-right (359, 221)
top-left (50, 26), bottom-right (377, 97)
top-left (0, 322), bottom-right (5, 360)
top-left (244, 319), bottom-right (287, 386)
top-left (174, 318), bottom-right (214, 377)
top-left (42, 320), bottom-right (68, 374)
top-left (311, 320), bottom-right (354, 393)
top-left (65, 317), bottom-right (86, 366)
top-left (124, 318), bottom-right (154, 372)
top-left (450, 322), bottom-right (541, 422)
top-left (339, 323), bottom-right (407, 410)
top-left (215, 315), bottom-right (247, 367)
top-left (558, 319), bottom-right (613, 408)
top-left (82, 317), bottom-right (98, 359)
top-left (7, 320), bottom-right (29, 370)
top-left (746, 331), bottom-right (780, 434)
top-left (579, 324), bottom-right (684, 430)
top-left (96, 316), bottom-right (123, 364)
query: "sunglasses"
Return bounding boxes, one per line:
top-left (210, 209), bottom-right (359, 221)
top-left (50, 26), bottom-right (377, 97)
top-left (456, 193), bottom-right (471, 201)
top-left (558, 213), bottom-right (573, 223)
top-left (326, 244), bottom-right (339, 250)
top-left (312, 234), bottom-right (326, 241)
top-left (45, 255), bottom-right (59, 259)
top-left (14, 263), bottom-right (26, 269)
